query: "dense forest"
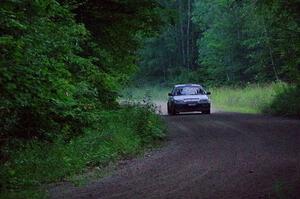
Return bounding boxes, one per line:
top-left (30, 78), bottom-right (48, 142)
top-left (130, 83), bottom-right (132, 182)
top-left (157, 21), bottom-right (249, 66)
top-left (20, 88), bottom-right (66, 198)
top-left (136, 0), bottom-right (300, 116)
top-left (0, 0), bottom-right (166, 141)
top-left (137, 0), bottom-right (300, 86)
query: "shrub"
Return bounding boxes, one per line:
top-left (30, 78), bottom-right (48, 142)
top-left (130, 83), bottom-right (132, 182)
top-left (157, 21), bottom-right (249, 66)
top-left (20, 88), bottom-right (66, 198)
top-left (0, 106), bottom-right (166, 198)
top-left (264, 84), bottom-right (300, 117)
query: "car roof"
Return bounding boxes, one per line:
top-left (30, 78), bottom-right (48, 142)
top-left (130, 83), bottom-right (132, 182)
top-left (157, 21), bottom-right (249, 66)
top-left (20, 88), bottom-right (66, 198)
top-left (174, 84), bottom-right (203, 88)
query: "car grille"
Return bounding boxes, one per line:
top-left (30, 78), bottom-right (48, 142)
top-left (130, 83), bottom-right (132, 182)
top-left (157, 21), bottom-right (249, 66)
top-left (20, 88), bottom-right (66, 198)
top-left (184, 98), bottom-right (199, 102)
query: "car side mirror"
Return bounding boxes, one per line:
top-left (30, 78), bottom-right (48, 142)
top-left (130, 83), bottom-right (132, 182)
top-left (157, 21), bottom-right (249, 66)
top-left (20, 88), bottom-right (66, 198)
top-left (206, 92), bottom-right (211, 95)
top-left (168, 93), bottom-right (173, 96)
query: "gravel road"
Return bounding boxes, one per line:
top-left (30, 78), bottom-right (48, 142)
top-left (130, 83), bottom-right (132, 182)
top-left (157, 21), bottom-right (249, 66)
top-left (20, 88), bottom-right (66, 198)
top-left (50, 111), bottom-right (300, 199)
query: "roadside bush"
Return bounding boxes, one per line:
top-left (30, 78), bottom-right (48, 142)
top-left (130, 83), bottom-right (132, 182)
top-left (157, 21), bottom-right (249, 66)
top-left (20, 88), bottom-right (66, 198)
top-left (264, 84), bottom-right (300, 117)
top-left (0, 106), bottom-right (166, 199)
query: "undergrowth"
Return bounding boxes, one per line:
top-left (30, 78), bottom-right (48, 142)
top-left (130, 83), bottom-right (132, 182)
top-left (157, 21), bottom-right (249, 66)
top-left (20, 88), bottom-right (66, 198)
top-left (264, 84), bottom-right (300, 117)
top-left (0, 105), bottom-right (166, 199)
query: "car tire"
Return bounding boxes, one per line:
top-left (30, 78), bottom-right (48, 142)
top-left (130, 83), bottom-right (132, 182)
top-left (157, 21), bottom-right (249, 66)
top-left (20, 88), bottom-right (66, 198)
top-left (203, 109), bottom-right (211, 114)
top-left (168, 106), bottom-right (177, 116)
top-left (167, 104), bottom-right (173, 115)
top-left (173, 107), bottom-right (178, 115)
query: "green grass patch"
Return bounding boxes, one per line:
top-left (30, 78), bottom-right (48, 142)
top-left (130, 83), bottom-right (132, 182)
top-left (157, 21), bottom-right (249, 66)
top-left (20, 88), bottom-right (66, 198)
top-left (122, 82), bottom-right (299, 116)
top-left (123, 84), bottom-right (277, 113)
top-left (123, 83), bottom-right (292, 115)
top-left (0, 106), bottom-right (166, 199)
top-left (210, 84), bottom-right (280, 113)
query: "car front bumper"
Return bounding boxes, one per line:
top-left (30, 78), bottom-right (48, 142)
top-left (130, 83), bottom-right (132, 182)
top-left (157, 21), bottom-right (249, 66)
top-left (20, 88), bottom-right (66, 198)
top-left (174, 103), bottom-right (210, 112)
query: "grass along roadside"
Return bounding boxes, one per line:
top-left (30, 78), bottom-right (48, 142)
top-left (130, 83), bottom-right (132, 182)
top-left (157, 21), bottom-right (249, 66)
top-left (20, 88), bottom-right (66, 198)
top-left (210, 84), bottom-right (278, 113)
top-left (123, 84), bottom-right (273, 113)
top-left (123, 83), bottom-right (290, 114)
top-left (0, 105), bottom-right (166, 199)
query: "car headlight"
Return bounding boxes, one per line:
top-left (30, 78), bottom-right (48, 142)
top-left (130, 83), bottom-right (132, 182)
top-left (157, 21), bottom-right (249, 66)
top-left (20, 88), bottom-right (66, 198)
top-left (174, 100), bottom-right (185, 104)
top-left (199, 99), bottom-right (210, 103)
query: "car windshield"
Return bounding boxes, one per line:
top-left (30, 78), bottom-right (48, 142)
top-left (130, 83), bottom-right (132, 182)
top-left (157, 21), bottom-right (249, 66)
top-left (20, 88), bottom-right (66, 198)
top-left (174, 86), bottom-right (205, 96)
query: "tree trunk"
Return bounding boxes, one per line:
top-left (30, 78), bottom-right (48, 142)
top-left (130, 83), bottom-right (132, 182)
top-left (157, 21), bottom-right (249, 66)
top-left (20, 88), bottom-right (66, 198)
top-left (268, 46), bottom-right (279, 81)
top-left (179, 0), bottom-right (186, 68)
top-left (263, 17), bottom-right (279, 81)
top-left (186, 0), bottom-right (191, 71)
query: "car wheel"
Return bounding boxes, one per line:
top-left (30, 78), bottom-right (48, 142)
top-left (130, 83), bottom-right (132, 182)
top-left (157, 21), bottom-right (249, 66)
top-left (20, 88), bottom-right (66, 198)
top-left (173, 107), bottom-right (178, 115)
top-left (167, 106), bottom-right (174, 115)
top-left (167, 104), bottom-right (173, 115)
top-left (203, 109), bottom-right (211, 114)
top-left (168, 105), bottom-right (177, 116)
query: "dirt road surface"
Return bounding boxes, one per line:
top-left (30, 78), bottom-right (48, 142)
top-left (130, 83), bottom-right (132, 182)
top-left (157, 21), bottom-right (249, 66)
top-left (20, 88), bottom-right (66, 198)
top-left (50, 110), bottom-right (300, 199)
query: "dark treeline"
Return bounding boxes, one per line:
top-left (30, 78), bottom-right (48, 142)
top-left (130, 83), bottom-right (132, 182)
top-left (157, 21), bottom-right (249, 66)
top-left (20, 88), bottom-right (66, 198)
top-left (136, 0), bottom-right (300, 86)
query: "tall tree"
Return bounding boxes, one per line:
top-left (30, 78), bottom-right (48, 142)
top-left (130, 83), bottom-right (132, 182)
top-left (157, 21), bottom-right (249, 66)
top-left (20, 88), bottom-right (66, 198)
top-left (136, 0), bottom-right (199, 84)
top-left (0, 0), bottom-right (165, 142)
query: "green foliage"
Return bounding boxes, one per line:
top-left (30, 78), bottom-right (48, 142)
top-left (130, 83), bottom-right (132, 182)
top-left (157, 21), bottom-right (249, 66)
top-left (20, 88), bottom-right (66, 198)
top-left (208, 82), bottom-right (300, 117)
top-left (0, 107), bottom-right (166, 198)
top-left (0, 0), bottom-right (167, 197)
top-left (0, 0), bottom-right (165, 142)
top-left (137, 0), bottom-right (300, 85)
top-left (135, 0), bottom-right (300, 116)
top-left (135, 0), bottom-right (200, 84)
top-left (264, 85), bottom-right (300, 117)
top-left (137, 25), bottom-right (179, 83)
top-left (0, 0), bottom-right (102, 142)
top-left (193, 0), bottom-right (300, 85)
top-left (211, 83), bottom-right (279, 113)
top-left (74, 0), bottom-right (166, 85)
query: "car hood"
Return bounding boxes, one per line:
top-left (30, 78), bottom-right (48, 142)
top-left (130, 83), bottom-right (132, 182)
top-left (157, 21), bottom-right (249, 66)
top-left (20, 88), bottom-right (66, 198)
top-left (173, 95), bottom-right (209, 102)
